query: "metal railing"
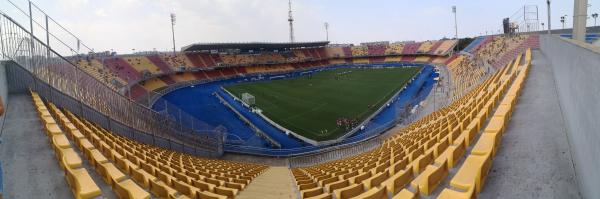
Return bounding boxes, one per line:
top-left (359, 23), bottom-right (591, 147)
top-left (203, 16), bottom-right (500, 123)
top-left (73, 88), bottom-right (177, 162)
top-left (0, 9), bottom-right (223, 156)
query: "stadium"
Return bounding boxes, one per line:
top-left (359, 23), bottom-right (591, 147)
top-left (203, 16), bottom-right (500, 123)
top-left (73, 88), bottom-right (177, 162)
top-left (0, 0), bottom-right (599, 198)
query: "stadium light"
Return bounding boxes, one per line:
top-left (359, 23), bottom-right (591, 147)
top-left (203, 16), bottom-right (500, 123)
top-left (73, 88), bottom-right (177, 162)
top-left (452, 6), bottom-right (459, 54)
top-left (324, 22), bottom-right (329, 41)
top-left (452, 6), bottom-right (458, 39)
top-left (561, 15), bottom-right (567, 29)
top-left (171, 13), bottom-right (177, 56)
top-left (593, 13), bottom-right (598, 26)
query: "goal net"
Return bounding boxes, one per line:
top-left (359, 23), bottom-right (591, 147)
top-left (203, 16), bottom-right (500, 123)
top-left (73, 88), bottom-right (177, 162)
top-left (241, 93), bottom-right (255, 106)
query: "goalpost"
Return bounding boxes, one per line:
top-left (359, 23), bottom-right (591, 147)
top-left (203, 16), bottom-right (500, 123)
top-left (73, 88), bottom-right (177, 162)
top-left (241, 93), bottom-right (255, 106)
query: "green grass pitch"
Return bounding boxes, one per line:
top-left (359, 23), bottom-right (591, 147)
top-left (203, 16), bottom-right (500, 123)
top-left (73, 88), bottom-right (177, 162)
top-left (224, 67), bottom-right (421, 141)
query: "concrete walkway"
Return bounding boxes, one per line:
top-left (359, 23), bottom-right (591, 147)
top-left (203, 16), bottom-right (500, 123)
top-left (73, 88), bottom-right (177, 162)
top-left (479, 50), bottom-right (581, 198)
top-left (0, 94), bottom-right (73, 199)
top-left (237, 167), bottom-right (296, 199)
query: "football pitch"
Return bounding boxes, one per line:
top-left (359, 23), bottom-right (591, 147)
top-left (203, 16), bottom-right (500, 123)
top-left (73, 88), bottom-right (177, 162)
top-left (224, 67), bottom-right (421, 141)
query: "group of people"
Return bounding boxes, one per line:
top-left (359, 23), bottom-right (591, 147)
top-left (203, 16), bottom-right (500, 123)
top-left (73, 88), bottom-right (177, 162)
top-left (336, 117), bottom-right (359, 130)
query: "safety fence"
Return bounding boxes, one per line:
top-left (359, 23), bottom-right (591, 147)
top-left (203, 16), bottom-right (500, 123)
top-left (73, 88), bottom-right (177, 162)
top-left (0, 10), bottom-right (223, 156)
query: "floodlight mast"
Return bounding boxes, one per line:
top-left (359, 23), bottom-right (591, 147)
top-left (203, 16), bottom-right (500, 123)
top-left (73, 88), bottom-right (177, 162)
top-left (324, 22), bottom-right (329, 41)
top-left (171, 13), bottom-right (177, 56)
top-left (288, 0), bottom-right (295, 43)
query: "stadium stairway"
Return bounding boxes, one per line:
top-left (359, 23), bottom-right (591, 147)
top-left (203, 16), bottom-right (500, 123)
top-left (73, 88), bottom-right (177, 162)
top-left (237, 167), bottom-right (296, 199)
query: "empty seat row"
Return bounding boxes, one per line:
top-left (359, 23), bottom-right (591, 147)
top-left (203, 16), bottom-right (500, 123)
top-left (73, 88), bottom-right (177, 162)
top-left (31, 92), bottom-right (102, 199)
top-left (438, 48), bottom-right (532, 199)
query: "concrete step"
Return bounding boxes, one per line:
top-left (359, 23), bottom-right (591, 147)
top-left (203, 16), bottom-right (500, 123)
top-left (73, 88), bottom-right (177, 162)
top-left (237, 167), bottom-right (296, 199)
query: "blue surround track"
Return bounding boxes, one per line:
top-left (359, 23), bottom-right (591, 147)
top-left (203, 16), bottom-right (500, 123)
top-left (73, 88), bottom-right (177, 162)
top-left (153, 63), bottom-right (436, 156)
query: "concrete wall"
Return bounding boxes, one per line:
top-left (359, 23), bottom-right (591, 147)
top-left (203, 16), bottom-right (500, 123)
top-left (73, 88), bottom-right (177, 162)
top-left (540, 35), bottom-right (600, 199)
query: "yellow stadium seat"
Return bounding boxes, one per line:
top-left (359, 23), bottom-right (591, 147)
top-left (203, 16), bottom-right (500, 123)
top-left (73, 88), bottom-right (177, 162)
top-left (305, 193), bottom-right (333, 199)
top-left (198, 191), bottom-right (227, 199)
top-left (381, 169), bottom-right (412, 195)
top-left (64, 166), bottom-right (102, 199)
top-left (149, 179), bottom-right (177, 199)
top-left (173, 180), bottom-right (200, 199)
top-left (131, 168), bottom-right (156, 189)
top-left (334, 183), bottom-right (364, 199)
top-left (302, 187), bottom-right (324, 198)
top-left (319, 176), bottom-right (339, 187)
top-left (450, 154), bottom-right (492, 193)
top-left (214, 186), bottom-right (238, 198)
top-left (89, 149), bottom-right (109, 168)
top-left (115, 179), bottom-right (150, 199)
top-left (471, 133), bottom-right (500, 156)
top-left (299, 182), bottom-right (319, 191)
top-left (437, 186), bottom-right (475, 199)
top-left (391, 188), bottom-right (419, 199)
top-left (326, 179), bottom-right (350, 193)
top-left (352, 186), bottom-right (387, 199)
top-left (351, 171), bottom-right (372, 184)
top-left (192, 179), bottom-right (216, 192)
top-left (410, 161), bottom-right (448, 195)
top-left (46, 123), bottom-right (63, 136)
top-left (411, 150), bottom-right (434, 175)
top-left (434, 143), bottom-right (465, 169)
top-left (485, 116), bottom-right (506, 136)
top-left (362, 171), bottom-right (389, 189)
top-left (60, 148), bottom-right (83, 171)
top-left (116, 156), bottom-right (139, 175)
top-left (97, 162), bottom-right (126, 186)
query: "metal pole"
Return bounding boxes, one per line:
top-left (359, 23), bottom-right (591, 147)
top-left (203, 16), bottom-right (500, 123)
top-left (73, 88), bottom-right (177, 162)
top-left (324, 22), bottom-right (329, 41)
top-left (453, 6), bottom-right (458, 39)
top-left (547, 0), bottom-right (552, 34)
top-left (0, 19), bottom-right (5, 59)
top-left (524, 5), bottom-right (527, 32)
top-left (171, 13), bottom-right (176, 56)
top-left (28, 1), bottom-right (35, 60)
top-left (45, 15), bottom-right (50, 57)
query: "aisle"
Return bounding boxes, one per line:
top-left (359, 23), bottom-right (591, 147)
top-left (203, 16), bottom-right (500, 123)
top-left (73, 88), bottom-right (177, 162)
top-left (237, 167), bottom-right (296, 199)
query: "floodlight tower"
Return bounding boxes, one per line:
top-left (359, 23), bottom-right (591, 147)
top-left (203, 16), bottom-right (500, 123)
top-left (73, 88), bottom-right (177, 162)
top-left (171, 13), bottom-right (177, 56)
top-left (324, 22), bottom-right (329, 41)
top-left (288, 0), bottom-right (295, 43)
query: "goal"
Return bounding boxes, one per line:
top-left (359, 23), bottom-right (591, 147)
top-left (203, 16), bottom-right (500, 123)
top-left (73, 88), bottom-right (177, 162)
top-left (241, 93), bottom-right (255, 106)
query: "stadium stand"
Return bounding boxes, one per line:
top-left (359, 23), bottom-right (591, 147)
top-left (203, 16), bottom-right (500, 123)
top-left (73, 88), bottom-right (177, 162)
top-left (290, 48), bottom-right (532, 199)
top-left (385, 43), bottom-right (405, 55)
top-left (401, 43), bottom-right (421, 55)
top-left (432, 40), bottom-right (458, 55)
top-left (31, 90), bottom-right (268, 199)
top-left (416, 41), bottom-right (434, 54)
top-left (73, 57), bottom-right (127, 89)
top-left (351, 46), bottom-right (369, 57)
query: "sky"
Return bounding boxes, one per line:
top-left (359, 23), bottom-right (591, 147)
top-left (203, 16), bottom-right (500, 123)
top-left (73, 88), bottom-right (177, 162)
top-left (1, 0), bottom-right (599, 54)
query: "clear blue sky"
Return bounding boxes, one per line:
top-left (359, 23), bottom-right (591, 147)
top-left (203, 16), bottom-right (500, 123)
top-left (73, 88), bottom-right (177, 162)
top-left (1, 0), bottom-right (598, 53)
